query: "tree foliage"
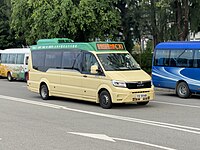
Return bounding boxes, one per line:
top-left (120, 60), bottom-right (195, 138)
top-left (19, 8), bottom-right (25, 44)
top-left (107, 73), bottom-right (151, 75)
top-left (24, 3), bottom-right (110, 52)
top-left (0, 0), bottom-right (16, 49)
top-left (0, 0), bottom-right (199, 50)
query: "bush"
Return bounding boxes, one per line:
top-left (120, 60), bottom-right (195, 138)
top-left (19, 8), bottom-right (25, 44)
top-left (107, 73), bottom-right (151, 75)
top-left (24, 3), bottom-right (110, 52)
top-left (132, 41), bottom-right (153, 75)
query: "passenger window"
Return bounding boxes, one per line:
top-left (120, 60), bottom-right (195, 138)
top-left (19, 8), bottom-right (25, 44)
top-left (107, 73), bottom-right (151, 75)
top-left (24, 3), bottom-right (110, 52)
top-left (45, 51), bottom-right (62, 68)
top-left (32, 51), bottom-right (45, 71)
top-left (170, 50), bottom-right (193, 67)
top-left (194, 50), bottom-right (200, 68)
top-left (8, 54), bottom-right (17, 64)
top-left (62, 51), bottom-right (81, 70)
top-left (16, 54), bottom-right (25, 64)
top-left (1, 54), bottom-right (8, 63)
top-left (154, 50), bottom-right (170, 66)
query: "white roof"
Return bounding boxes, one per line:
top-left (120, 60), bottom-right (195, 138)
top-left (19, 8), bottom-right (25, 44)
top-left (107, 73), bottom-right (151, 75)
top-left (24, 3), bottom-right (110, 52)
top-left (0, 48), bottom-right (30, 54)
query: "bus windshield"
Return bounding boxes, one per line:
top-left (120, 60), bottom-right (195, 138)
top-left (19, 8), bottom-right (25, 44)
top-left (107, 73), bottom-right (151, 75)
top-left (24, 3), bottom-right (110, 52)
top-left (97, 53), bottom-right (140, 71)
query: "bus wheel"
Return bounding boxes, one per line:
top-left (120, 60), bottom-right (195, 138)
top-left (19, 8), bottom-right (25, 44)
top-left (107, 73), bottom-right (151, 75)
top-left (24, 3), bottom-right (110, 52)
top-left (7, 72), bottom-right (13, 81)
top-left (137, 101), bottom-right (149, 105)
top-left (176, 82), bottom-right (191, 98)
top-left (99, 90), bottom-right (112, 109)
top-left (40, 84), bottom-right (49, 100)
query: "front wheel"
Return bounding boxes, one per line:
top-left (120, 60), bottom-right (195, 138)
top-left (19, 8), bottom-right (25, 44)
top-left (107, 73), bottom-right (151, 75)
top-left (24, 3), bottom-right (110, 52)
top-left (99, 90), bottom-right (112, 109)
top-left (176, 82), bottom-right (191, 98)
top-left (137, 101), bottom-right (149, 105)
top-left (40, 84), bottom-right (49, 100)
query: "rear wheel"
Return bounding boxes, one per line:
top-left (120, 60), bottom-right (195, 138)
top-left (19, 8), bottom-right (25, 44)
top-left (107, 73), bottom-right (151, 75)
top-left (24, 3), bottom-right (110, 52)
top-left (40, 84), bottom-right (49, 100)
top-left (7, 72), bottom-right (13, 81)
top-left (176, 82), bottom-right (191, 98)
top-left (99, 90), bottom-right (112, 109)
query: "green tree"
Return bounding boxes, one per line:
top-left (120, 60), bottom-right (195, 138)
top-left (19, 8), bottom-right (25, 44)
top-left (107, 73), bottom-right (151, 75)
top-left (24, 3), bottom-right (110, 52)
top-left (11, 0), bottom-right (33, 46)
top-left (11, 0), bottom-right (77, 45)
top-left (0, 0), bottom-right (15, 49)
top-left (75, 0), bottom-right (121, 41)
top-left (115, 0), bottom-right (142, 53)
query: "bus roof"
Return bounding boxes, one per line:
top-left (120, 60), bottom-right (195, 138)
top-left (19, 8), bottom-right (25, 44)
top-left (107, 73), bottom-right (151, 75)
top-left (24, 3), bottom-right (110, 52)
top-left (155, 41), bottom-right (200, 49)
top-left (0, 48), bottom-right (30, 54)
top-left (31, 38), bottom-right (127, 52)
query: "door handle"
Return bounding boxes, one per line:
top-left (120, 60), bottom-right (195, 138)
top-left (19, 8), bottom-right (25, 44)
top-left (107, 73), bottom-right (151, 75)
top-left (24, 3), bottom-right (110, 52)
top-left (83, 75), bottom-right (87, 77)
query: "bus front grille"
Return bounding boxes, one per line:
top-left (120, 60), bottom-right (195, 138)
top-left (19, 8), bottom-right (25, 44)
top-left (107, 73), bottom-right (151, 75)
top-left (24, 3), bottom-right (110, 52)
top-left (126, 81), bottom-right (151, 89)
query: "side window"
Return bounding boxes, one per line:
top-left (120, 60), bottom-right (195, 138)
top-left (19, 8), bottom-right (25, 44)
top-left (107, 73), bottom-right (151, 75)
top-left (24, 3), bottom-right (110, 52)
top-left (194, 50), bottom-right (200, 68)
top-left (62, 51), bottom-right (80, 70)
top-left (32, 51), bottom-right (45, 71)
top-left (1, 54), bottom-right (8, 63)
top-left (170, 50), bottom-right (193, 67)
top-left (73, 52), bottom-right (82, 71)
top-left (154, 50), bottom-right (170, 66)
top-left (16, 54), bottom-right (25, 64)
top-left (9, 54), bottom-right (17, 64)
top-left (82, 53), bottom-right (99, 74)
top-left (45, 51), bottom-right (62, 68)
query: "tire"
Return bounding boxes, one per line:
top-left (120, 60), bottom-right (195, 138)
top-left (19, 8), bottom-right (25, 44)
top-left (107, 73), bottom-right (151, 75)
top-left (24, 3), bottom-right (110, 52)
top-left (137, 101), bottom-right (149, 105)
top-left (40, 84), bottom-right (49, 100)
top-left (99, 90), bottom-right (112, 109)
top-left (7, 72), bottom-right (13, 81)
top-left (176, 82), bottom-right (191, 98)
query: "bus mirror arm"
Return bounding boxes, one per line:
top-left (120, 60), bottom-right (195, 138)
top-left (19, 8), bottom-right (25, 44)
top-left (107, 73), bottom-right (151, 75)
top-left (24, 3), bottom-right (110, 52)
top-left (96, 69), bottom-right (103, 74)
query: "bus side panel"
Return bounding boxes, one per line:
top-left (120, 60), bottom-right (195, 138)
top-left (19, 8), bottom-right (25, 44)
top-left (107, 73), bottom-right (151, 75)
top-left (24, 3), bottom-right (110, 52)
top-left (152, 66), bottom-right (177, 89)
top-left (152, 66), bottom-right (200, 92)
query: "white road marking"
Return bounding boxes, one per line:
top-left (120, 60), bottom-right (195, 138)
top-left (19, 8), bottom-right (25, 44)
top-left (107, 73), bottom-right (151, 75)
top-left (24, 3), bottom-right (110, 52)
top-left (1, 94), bottom-right (200, 135)
top-left (152, 101), bottom-right (200, 109)
top-left (68, 132), bottom-right (116, 142)
top-left (68, 132), bottom-right (176, 150)
top-left (112, 137), bottom-right (176, 150)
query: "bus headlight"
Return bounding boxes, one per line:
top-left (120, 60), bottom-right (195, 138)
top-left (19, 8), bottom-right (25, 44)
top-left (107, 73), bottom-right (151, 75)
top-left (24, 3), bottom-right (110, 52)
top-left (112, 80), bottom-right (126, 88)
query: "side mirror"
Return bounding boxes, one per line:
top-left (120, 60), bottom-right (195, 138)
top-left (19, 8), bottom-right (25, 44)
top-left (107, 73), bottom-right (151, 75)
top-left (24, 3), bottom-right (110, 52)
top-left (90, 65), bottom-right (99, 74)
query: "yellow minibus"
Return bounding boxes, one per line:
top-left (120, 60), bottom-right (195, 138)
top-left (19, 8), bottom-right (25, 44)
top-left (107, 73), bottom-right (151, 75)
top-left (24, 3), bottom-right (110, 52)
top-left (27, 38), bottom-right (154, 108)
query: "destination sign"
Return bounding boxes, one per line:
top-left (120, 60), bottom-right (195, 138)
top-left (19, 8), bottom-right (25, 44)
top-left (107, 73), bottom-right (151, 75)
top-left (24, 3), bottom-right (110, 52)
top-left (96, 43), bottom-right (125, 50)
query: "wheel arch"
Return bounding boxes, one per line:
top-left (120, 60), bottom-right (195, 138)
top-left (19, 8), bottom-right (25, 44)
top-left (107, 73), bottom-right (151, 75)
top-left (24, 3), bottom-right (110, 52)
top-left (97, 85), bottom-right (112, 103)
top-left (175, 80), bottom-right (187, 91)
top-left (39, 79), bottom-right (51, 96)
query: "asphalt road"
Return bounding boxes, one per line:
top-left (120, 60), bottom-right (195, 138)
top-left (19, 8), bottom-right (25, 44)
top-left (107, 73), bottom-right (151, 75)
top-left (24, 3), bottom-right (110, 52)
top-left (0, 79), bottom-right (200, 150)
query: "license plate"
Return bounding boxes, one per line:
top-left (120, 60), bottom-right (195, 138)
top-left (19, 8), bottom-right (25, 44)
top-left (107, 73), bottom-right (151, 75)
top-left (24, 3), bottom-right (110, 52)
top-left (136, 93), bottom-right (147, 98)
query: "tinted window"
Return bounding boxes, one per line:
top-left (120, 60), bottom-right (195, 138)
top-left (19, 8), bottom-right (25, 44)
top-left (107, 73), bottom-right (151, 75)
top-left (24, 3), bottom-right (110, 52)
top-left (16, 54), bottom-right (24, 64)
top-left (45, 51), bottom-right (62, 68)
top-left (194, 50), bottom-right (200, 68)
top-left (32, 51), bottom-right (45, 71)
top-left (154, 50), bottom-right (170, 66)
top-left (62, 51), bottom-right (80, 69)
top-left (170, 50), bottom-right (193, 67)
top-left (73, 53), bottom-right (82, 71)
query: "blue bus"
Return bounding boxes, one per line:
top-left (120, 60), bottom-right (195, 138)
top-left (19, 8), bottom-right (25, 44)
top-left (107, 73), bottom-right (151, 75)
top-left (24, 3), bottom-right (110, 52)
top-left (152, 41), bottom-right (200, 98)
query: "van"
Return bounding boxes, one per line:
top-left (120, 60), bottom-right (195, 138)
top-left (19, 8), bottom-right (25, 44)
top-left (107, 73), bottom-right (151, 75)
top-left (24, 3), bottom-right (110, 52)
top-left (27, 38), bottom-right (154, 108)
